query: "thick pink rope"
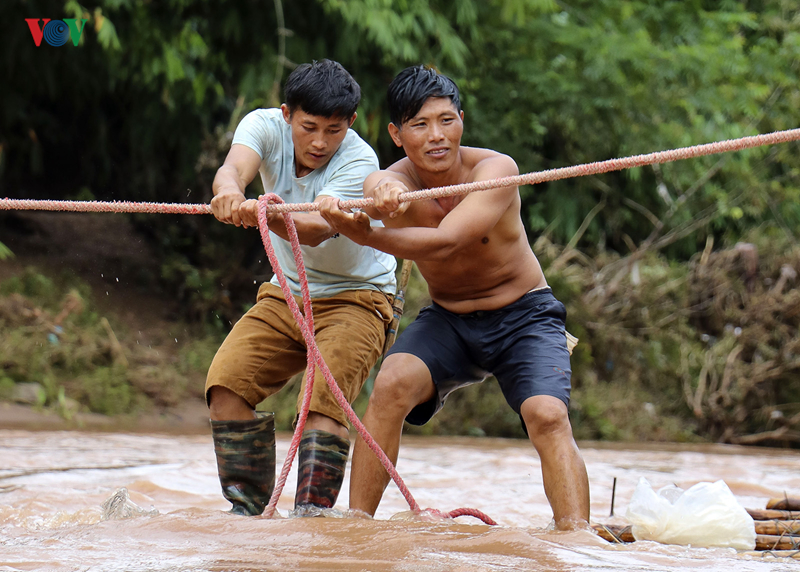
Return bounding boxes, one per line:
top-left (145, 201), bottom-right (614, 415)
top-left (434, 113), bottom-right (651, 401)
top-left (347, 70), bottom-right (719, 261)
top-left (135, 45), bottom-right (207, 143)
top-left (255, 194), bottom-right (496, 525)
top-left (0, 199), bottom-right (213, 214)
top-left (258, 193), bottom-right (317, 519)
top-left (3, 127), bottom-right (799, 214)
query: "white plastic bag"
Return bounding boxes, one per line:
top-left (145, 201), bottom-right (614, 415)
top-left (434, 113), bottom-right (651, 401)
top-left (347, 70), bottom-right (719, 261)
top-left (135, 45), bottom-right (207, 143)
top-left (625, 477), bottom-right (755, 550)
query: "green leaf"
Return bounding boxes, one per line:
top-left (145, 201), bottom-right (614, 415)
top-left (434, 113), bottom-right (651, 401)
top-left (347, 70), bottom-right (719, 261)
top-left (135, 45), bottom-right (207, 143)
top-left (96, 10), bottom-right (122, 51)
top-left (0, 242), bottom-right (13, 261)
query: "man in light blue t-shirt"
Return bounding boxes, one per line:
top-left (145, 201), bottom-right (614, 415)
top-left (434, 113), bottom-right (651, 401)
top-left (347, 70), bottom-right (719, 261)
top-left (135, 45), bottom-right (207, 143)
top-left (205, 59), bottom-right (397, 517)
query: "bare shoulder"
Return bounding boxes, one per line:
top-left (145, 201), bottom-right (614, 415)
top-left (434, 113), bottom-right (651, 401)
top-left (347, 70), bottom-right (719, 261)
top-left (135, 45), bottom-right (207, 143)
top-left (386, 157), bottom-right (422, 189)
top-left (463, 147), bottom-right (519, 181)
top-left (364, 158), bottom-right (420, 191)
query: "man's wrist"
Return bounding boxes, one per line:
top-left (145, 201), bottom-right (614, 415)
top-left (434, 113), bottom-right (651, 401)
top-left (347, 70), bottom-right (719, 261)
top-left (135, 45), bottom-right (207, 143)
top-left (360, 225), bottom-right (376, 247)
top-left (214, 187), bottom-right (245, 198)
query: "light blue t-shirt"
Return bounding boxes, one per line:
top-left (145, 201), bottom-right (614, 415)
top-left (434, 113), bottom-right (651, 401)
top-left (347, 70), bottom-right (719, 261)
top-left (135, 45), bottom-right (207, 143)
top-left (232, 108), bottom-right (397, 298)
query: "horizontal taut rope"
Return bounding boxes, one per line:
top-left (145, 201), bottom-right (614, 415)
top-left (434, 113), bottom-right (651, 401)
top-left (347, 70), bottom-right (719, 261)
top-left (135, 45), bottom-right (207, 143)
top-left (0, 200), bottom-right (213, 214)
top-left (2, 128), bottom-right (799, 215)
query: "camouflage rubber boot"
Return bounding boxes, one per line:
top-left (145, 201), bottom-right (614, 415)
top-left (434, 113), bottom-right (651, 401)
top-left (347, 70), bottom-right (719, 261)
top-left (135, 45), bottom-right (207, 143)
top-left (294, 429), bottom-right (350, 514)
top-left (210, 412), bottom-right (276, 516)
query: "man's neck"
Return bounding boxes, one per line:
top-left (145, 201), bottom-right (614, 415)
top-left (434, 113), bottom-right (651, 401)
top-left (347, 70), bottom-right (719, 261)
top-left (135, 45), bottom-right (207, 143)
top-left (413, 149), bottom-right (467, 191)
top-left (294, 158), bottom-right (314, 178)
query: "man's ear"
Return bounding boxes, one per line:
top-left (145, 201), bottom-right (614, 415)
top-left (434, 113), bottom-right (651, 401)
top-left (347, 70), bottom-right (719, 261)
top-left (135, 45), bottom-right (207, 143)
top-left (281, 104), bottom-right (291, 124)
top-left (388, 122), bottom-right (403, 148)
top-left (460, 110), bottom-right (464, 121)
top-left (348, 112), bottom-right (357, 128)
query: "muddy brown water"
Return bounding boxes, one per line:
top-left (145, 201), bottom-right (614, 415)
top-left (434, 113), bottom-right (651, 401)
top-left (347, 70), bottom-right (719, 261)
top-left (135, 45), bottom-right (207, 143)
top-left (1, 430), bottom-right (799, 571)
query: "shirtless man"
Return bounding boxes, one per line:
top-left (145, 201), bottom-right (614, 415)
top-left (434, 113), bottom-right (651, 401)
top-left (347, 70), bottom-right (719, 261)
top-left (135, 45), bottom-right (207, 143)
top-left (319, 65), bottom-right (590, 529)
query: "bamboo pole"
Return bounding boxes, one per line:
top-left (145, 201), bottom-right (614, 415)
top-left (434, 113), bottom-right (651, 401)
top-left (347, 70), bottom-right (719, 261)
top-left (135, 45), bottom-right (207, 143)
top-left (748, 508), bottom-right (800, 521)
top-left (382, 259), bottom-right (413, 356)
top-left (742, 550), bottom-right (800, 559)
top-left (767, 498), bottom-right (800, 511)
top-left (592, 524), bottom-right (634, 543)
top-left (755, 520), bottom-right (800, 536)
top-left (757, 535), bottom-right (800, 551)
top-left (593, 523), bottom-right (800, 549)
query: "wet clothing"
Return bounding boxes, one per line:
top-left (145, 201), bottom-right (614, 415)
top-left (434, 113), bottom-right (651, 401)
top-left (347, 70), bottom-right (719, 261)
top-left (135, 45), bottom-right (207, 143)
top-left (206, 284), bottom-right (392, 428)
top-left (232, 108), bottom-right (396, 298)
top-left (386, 287), bottom-right (572, 425)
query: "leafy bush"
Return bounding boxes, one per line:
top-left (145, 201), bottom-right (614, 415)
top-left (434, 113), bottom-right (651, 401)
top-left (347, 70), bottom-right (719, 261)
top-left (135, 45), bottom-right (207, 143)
top-left (0, 268), bottom-right (219, 418)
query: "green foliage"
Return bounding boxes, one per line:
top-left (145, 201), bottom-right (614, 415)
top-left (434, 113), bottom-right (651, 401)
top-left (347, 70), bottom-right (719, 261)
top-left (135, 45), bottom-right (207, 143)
top-left (403, 379), bottom-right (528, 438)
top-left (0, 268), bottom-right (216, 418)
top-left (531, 227), bottom-right (800, 444)
top-left (5, 0), bottom-right (799, 316)
top-left (77, 365), bottom-right (140, 415)
top-left (3, 1), bottom-right (800, 440)
top-left (0, 242), bottom-right (12, 261)
top-left (456, 0), bottom-right (800, 256)
top-left (318, 0), bottom-right (474, 70)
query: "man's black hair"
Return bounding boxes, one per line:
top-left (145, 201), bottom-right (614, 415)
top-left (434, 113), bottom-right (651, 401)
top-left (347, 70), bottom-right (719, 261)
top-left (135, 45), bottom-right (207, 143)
top-left (284, 59), bottom-right (361, 119)
top-left (387, 65), bottom-right (461, 127)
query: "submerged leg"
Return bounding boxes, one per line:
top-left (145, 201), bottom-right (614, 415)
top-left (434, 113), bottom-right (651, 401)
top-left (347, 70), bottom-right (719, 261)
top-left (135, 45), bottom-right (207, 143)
top-left (349, 353), bottom-right (436, 516)
top-left (294, 429), bottom-right (350, 514)
top-left (521, 395), bottom-right (590, 529)
top-left (349, 401), bottom-right (405, 516)
top-left (210, 412), bottom-right (276, 516)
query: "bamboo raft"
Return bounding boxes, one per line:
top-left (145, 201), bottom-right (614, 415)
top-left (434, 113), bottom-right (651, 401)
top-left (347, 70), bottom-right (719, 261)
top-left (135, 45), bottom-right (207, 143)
top-left (592, 497), bottom-right (800, 558)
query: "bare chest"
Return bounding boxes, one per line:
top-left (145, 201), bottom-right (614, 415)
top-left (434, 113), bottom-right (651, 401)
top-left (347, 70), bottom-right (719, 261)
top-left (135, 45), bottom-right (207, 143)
top-left (408, 198), bottom-right (456, 229)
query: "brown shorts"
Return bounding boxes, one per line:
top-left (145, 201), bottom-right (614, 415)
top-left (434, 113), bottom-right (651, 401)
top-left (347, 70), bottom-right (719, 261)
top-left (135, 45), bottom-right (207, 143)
top-left (205, 283), bottom-right (393, 428)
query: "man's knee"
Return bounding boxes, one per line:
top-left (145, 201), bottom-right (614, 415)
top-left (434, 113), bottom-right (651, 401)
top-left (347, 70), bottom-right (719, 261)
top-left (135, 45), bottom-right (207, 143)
top-left (208, 385), bottom-right (255, 421)
top-left (208, 385), bottom-right (231, 407)
top-left (306, 412), bottom-right (348, 439)
top-left (520, 395), bottom-right (573, 441)
top-left (369, 363), bottom-right (433, 416)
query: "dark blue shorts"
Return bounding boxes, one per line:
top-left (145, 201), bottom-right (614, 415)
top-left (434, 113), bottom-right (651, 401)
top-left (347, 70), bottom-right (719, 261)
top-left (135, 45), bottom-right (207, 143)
top-left (387, 287), bottom-right (572, 425)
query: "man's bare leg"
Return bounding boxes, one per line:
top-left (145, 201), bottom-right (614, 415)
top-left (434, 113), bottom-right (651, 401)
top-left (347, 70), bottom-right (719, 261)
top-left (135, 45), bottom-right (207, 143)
top-left (349, 354), bottom-right (435, 516)
top-left (521, 395), bottom-right (590, 530)
top-left (209, 386), bottom-right (256, 420)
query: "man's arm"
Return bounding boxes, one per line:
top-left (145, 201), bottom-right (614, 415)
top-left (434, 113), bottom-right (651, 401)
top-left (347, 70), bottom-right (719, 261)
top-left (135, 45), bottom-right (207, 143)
top-left (211, 144), bottom-right (261, 227)
top-left (237, 153), bottom-right (379, 247)
top-left (246, 150), bottom-right (377, 247)
top-left (320, 154), bottom-right (520, 261)
top-left (212, 146), bottom-right (336, 246)
top-left (361, 169), bottom-right (416, 222)
top-left (247, 195), bottom-right (338, 247)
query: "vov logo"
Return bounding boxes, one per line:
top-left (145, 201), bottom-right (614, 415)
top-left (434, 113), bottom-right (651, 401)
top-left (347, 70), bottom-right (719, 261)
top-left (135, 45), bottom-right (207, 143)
top-left (25, 19), bottom-right (88, 47)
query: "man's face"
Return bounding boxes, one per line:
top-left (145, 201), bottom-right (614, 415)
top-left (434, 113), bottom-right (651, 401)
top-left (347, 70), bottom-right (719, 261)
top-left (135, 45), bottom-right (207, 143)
top-left (282, 104), bottom-right (355, 177)
top-left (389, 97), bottom-right (464, 173)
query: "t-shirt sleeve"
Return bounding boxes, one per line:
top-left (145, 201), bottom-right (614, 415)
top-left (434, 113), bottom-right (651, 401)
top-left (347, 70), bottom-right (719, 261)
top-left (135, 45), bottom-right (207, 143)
top-left (318, 148), bottom-right (380, 202)
top-left (231, 110), bottom-right (278, 160)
